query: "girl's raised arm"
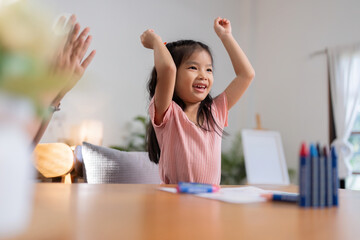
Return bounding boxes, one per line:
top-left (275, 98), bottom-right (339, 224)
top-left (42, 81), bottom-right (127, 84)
top-left (214, 17), bottom-right (255, 110)
top-left (141, 29), bottom-right (176, 125)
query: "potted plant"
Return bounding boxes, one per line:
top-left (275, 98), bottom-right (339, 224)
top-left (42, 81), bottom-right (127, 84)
top-left (221, 132), bottom-right (247, 185)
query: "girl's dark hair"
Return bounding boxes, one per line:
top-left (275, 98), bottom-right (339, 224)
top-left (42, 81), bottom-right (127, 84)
top-left (147, 40), bottom-right (223, 164)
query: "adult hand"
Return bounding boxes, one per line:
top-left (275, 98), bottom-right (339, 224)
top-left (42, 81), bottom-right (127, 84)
top-left (52, 14), bottom-right (96, 104)
top-left (140, 29), bottom-right (162, 49)
top-left (214, 17), bottom-right (232, 39)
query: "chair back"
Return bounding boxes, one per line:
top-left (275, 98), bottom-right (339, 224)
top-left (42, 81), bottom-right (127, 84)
top-left (33, 143), bottom-right (74, 183)
top-left (81, 142), bottom-right (161, 184)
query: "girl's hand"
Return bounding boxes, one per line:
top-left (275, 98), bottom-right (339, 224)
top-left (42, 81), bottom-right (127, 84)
top-left (140, 29), bottom-right (162, 49)
top-left (214, 17), bottom-right (232, 39)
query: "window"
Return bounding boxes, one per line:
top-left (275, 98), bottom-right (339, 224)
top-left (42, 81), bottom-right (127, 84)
top-left (349, 109), bottom-right (360, 173)
top-left (347, 108), bottom-right (360, 190)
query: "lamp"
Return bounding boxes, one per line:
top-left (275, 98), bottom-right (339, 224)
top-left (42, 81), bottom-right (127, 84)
top-left (69, 120), bottom-right (103, 146)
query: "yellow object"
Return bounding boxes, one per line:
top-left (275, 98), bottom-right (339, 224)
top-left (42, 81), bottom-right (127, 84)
top-left (33, 143), bottom-right (74, 183)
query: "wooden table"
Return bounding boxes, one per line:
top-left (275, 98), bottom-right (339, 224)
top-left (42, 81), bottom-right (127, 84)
top-left (4, 184), bottom-right (360, 240)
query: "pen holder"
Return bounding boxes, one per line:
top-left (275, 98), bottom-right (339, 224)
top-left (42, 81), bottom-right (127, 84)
top-left (299, 143), bottom-right (338, 208)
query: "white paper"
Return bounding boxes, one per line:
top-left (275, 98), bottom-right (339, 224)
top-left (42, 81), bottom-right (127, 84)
top-left (159, 187), bottom-right (177, 193)
top-left (158, 186), bottom-right (289, 204)
top-left (196, 186), bottom-right (269, 204)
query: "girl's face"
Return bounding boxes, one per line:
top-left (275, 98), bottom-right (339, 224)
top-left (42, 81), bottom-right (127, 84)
top-left (175, 50), bottom-right (213, 106)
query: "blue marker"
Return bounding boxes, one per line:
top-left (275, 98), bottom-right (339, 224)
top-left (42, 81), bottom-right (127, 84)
top-left (177, 182), bottom-right (220, 194)
top-left (331, 146), bottom-right (339, 206)
top-left (262, 193), bottom-right (299, 203)
top-left (310, 144), bottom-right (319, 207)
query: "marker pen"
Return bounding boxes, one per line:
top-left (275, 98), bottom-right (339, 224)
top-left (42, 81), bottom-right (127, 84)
top-left (331, 146), bottom-right (339, 206)
top-left (324, 146), bottom-right (333, 207)
top-left (318, 144), bottom-right (326, 208)
top-left (310, 144), bottom-right (319, 207)
top-left (262, 193), bottom-right (299, 203)
top-left (177, 182), bottom-right (220, 194)
top-left (299, 142), bottom-right (311, 207)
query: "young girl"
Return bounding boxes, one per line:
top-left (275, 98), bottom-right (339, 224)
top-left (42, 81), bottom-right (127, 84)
top-left (141, 17), bottom-right (255, 184)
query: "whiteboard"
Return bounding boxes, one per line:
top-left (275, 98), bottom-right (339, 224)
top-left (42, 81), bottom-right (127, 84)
top-left (241, 129), bottom-right (289, 185)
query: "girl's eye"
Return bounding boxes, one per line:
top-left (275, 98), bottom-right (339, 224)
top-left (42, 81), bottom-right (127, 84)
top-left (207, 68), bottom-right (213, 72)
top-left (188, 66), bottom-right (197, 70)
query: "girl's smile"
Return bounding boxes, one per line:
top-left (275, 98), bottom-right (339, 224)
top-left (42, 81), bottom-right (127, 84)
top-left (193, 83), bottom-right (208, 93)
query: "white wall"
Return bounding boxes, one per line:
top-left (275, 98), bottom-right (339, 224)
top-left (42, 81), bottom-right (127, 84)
top-left (35, 0), bottom-right (360, 177)
top-left (36, 0), bottom-right (252, 147)
top-left (248, 0), bottom-right (360, 172)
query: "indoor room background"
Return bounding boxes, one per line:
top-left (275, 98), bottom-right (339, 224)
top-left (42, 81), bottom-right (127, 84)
top-left (34, 0), bottom-right (360, 179)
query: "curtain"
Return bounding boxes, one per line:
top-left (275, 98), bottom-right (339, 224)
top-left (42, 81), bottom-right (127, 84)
top-left (327, 43), bottom-right (360, 179)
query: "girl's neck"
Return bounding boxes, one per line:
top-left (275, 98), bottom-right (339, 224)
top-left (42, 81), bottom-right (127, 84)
top-left (184, 102), bottom-right (201, 125)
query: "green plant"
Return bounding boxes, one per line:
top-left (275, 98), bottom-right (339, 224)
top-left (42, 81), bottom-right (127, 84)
top-left (288, 168), bottom-right (296, 184)
top-left (110, 115), bottom-right (148, 152)
top-left (221, 132), bottom-right (247, 185)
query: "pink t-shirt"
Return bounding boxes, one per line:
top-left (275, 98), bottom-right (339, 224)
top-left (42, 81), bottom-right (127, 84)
top-left (149, 92), bottom-right (228, 184)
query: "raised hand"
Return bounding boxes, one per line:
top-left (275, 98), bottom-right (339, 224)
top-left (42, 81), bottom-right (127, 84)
top-left (32, 15), bottom-right (96, 146)
top-left (140, 29), bottom-right (162, 49)
top-left (52, 14), bottom-right (96, 103)
top-left (214, 17), bottom-right (232, 39)
top-left (214, 17), bottom-right (255, 110)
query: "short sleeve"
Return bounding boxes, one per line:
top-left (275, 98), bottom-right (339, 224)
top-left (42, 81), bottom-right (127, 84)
top-left (212, 92), bottom-right (229, 127)
top-left (149, 97), bottom-right (173, 129)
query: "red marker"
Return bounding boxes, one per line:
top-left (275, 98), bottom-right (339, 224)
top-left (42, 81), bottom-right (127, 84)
top-left (299, 142), bottom-right (311, 207)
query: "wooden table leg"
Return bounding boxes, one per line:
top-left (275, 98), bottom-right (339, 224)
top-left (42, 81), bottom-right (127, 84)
top-left (62, 173), bottom-right (72, 184)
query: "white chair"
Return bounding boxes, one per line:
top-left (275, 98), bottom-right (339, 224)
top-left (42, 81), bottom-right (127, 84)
top-left (241, 129), bottom-right (290, 185)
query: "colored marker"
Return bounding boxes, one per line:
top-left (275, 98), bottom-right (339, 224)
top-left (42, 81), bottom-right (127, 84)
top-left (262, 193), bottom-right (299, 203)
top-left (331, 146), bottom-right (339, 206)
top-left (177, 182), bottom-right (220, 194)
top-left (299, 142), bottom-right (311, 207)
top-left (310, 144), bottom-right (319, 207)
top-left (324, 146), bottom-right (333, 207)
top-left (318, 144), bottom-right (326, 208)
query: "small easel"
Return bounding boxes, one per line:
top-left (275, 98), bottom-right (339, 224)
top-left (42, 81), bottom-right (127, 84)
top-left (254, 113), bottom-right (265, 130)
